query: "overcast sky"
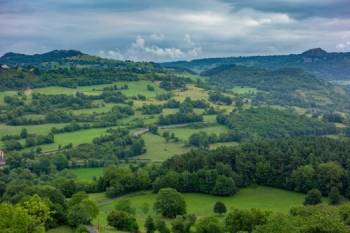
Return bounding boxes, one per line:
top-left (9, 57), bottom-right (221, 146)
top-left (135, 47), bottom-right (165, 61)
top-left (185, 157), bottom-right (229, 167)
top-left (0, 0), bottom-right (349, 61)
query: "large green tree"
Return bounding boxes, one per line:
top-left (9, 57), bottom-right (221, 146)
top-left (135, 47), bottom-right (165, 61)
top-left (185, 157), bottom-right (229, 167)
top-left (154, 188), bottom-right (186, 218)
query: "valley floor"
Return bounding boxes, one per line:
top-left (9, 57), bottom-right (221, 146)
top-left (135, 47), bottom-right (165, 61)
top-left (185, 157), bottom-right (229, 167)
top-left (88, 186), bottom-right (305, 233)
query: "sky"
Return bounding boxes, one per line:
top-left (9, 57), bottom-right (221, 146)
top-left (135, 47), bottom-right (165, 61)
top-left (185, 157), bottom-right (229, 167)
top-left (0, 0), bottom-right (350, 62)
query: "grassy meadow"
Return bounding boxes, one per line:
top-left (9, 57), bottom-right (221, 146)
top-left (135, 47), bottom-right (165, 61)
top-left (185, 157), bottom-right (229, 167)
top-left (90, 186), bottom-right (306, 232)
top-left (137, 133), bottom-right (189, 161)
top-left (159, 125), bottom-right (229, 141)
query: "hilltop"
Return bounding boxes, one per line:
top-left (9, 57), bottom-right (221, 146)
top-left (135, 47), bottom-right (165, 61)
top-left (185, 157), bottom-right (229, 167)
top-left (162, 48), bottom-right (350, 81)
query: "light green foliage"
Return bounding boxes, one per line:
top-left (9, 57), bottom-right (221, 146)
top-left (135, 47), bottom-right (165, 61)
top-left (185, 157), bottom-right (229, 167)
top-left (67, 192), bottom-right (99, 227)
top-left (0, 195), bottom-right (50, 233)
top-left (196, 216), bottom-right (224, 233)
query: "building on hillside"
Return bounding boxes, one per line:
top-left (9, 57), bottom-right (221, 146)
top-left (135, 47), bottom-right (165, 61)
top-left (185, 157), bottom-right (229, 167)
top-left (0, 150), bottom-right (5, 166)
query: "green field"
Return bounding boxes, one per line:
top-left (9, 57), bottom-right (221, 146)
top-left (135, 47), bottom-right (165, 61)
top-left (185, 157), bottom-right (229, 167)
top-left (159, 125), bottom-right (229, 141)
top-left (137, 133), bottom-right (189, 161)
top-left (173, 85), bottom-right (208, 101)
top-left (231, 86), bottom-right (257, 94)
top-left (0, 90), bottom-right (17, 104)
top-left (47, 226), bottom-right (74, 233)
top-left (71, 167), bottom-right (104, 182)
top-left (90, 186), bottom-right (305, 232)
top-left (0, 123), bottom-right (69, 138)
top-left (25, 127), bottom-right (113, 152)
top-left (210, 141), bottom-right (239, 149)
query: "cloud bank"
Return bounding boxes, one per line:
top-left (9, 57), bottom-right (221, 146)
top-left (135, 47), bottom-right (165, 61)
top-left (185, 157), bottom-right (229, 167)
top-left (0, 0), bottom-right (349, 61)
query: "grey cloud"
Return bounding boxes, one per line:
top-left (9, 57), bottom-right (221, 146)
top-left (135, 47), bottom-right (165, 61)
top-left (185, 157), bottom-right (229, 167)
top-left (0, 0), bottom-right (349, 60)
top-left (221, 0), bottom-right (350, 19)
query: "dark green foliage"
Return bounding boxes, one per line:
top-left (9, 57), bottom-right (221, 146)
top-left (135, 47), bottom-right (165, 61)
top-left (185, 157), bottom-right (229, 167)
top-left (188, 132), bottom-right (210, 148)
top-left (159, 77), bottom-right (186, 91)
top-left (323, 112), bottom-right (344, 123)
top-left (153, 169), bottom-right (237, 196)
top-left (149, 125), bottom-right (158, 134)
top-left (156, 220), bottom-right (170, 233)
top-left (196, 216), bottom-right (224, 233)
top-left (217, 107), bottom-right (336, 140)
top-left (163, 137), bottom-right (350, 196)
top-left (291, 165), bottom-right (315, 193)
top-left (200, 64), bottom-right (350, 111)
top-left (75, 225), bottom-right (89, 233)
top-left (154, 188), bottom-right (186, 218)
top-left (316, 162), bottom-right (345, 195)
top-left (213, 201), bottom-right (227, 215)
top-left (287, 205), bottom-right (349, 233)
top-left (67, 192), bottom-right (99, 226)
top-left (115, 200), bottom-right (136, 215)
top-left (92, 128), bottom-right (146, 158)
top-left (107, 210), bottom-right (139, 232)
top-left (159, 111), bottom-right (203, 125)
top-left (0, 50), bottom-right (83, 65)
top-left (0, 58), bottom-right (155, 90)
top-left (101, 166), bottom-right (151, 198)
top-left (209, 92), bottom-right (232, 105)
top-left (304, 189), bottom-right (322, 205)
top-left (171, 214), bottom-right (196, 233)
top-left (225, 208), bottom-right (270, 233)
top-left (329, 187), bottom-right (341, 205)
top-left (163, 48), bottom-right (350, 81)
top-left (141, 104), bottom-right (163, 114)
top-left (211, 175), bottom-right (238, 196)
top-left (145, 216), bottom-right (156, 233)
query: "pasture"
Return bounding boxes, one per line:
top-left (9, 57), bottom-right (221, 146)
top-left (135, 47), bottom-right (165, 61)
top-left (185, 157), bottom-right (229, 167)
top-left (231, 86), bottom-right (257, 94)
top-left (47, 226), bottom-right (74, 233)
top-left (159, 125), bottom-right (229, 141)
top-left (173, 85), bottom-right (208, 101)
top-left (90, 186), bottom-right (305, 232)
top-left (71, 167), bottom-right (104, 182)
top-left (137, 133), bottom-right (188, 161)
top-left (24, 127), bottom-right (113, 152)
top-left (0, 123), bottom-right (69, 138)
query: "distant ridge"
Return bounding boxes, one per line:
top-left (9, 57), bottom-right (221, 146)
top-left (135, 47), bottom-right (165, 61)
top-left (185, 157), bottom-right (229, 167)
top-left (301, 48), bottom-right (328, 57)
top-left (162, 48), bottom-right (350, 81)
top-left (0, 50), bottom-right (84, 65)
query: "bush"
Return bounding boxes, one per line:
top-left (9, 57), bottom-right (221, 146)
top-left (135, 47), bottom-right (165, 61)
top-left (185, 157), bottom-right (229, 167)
top-left (196, 216), bottom-right (224, 233)
top-left (115, 199), bottom-right (135, 214)
top-left (107, 210), bottom-right (139, 232)
top-left (213, 201), bottom-right (227, 215)
top-left (75, 225), bottom-right (89, 233)
top-left (156, 220), bottom-right (170, 233)
top-left (304, 189), bottom-right (322, 205)
top-left (145, 216), bottom-right (156, 233)
top-left (329, 187), bottom-right (341, 205)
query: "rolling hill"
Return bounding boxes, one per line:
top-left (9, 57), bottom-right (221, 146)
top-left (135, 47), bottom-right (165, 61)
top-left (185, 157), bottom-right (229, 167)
top-left (202, 64), bottom-right (350, 112)
top-left (162, 48), bottom-right (350, 81)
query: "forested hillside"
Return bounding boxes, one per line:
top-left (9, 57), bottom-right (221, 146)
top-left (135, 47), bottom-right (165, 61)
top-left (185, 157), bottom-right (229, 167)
top-left (202, 64), bottom-right (350, 112)
top-left (1, 50), bottom-right (350, 233)
top-left (162, 48), bottom-right (350, 81)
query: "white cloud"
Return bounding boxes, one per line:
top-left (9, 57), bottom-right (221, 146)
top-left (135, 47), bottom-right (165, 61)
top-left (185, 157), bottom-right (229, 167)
top-left (98, 49), bottom-right (124, 60)
top-left (129, 36), bottom-right (202, 61)
top-left (150, 33), bottom-right (165, 41)
top-left (99, 36), bottom-right (202, 61)
top-left (336, 41), bottom-right (350, 50)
